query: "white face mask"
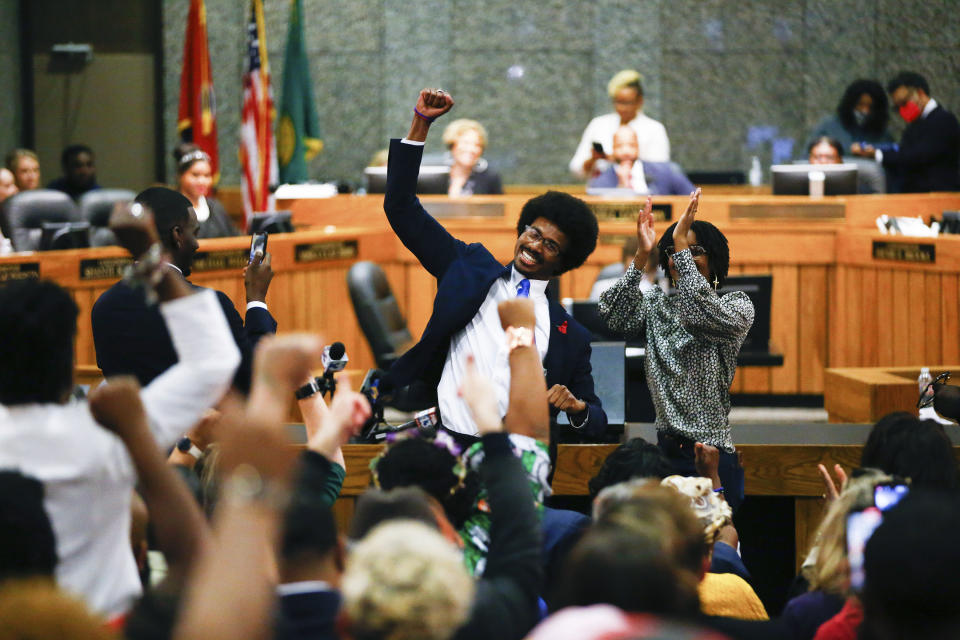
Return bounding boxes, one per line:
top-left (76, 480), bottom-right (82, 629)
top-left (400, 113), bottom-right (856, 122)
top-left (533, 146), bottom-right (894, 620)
top-left (852, 110), bottom-right (868, 127)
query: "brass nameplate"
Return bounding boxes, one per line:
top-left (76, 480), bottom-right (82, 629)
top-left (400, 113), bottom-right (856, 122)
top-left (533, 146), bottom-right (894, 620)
top-left (729, 203), bottom-right (845, 219)
top-left (872, 241), bottom-right (935, 264)
top-left (423, 202), bottom-right (505, 218)
top-left (191, 250), bottom-right (250, 272)
top-left (0, 262), bottom-right (40, 282)
top-left (295, 239), bottom-right (358, 263)
top-left (590, 202), bottom-right (672, 222)
top-left (80, 257), bottom-right (133, 281)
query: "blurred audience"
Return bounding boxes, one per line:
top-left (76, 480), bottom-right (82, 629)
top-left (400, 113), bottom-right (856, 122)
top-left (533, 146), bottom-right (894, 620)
top-left (0, 167), bottom-right (18, 203)
top-left (47, 144), bottom-right (101, 201)
top-left (442, 119), bottom-right (503, 196)
top-left (570, 69), bottom-right (671, 179)
top-left (173, 142), bottom-right (240, 238)
top-left (807, 80), bottom-right (893, 156)
top-left (5, 148), bottom-right (40, 191)
top-left (588, 125), bottom-right (694, 195)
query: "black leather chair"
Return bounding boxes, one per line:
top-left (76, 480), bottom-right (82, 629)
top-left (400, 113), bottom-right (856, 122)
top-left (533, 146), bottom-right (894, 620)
top-left (1, 190), bottom-right (80, 251)
top-left (79, 189), bottom-right (136, 247)
top-left (347, 261), bottom-right (414, 370)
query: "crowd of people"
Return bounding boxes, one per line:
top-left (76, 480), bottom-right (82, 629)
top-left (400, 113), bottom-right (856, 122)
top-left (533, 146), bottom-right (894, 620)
top-left (0, 79), bottom-right (959, 640)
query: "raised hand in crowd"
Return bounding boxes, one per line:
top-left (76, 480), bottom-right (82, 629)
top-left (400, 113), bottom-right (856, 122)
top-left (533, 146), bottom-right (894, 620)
top-left (244, 250), bottom-right (273, 305)
top-left (89, 377), bottom-right (210, 579)
top-left (303, 374), bottom-right (371, 466)
top-left (174, 395), bottom-right (298, 640)
top-left (817, 462), bottom-right (848, 502)
top-left (249, 333), bottom-right (324, 425)
top-left (694, 441), bottom-right (722, 491)
top-left (109, 201), bottom-right (192, 302)
top-left (460, 354), bottom-right (503, 435)
top-left (498, 298), bottom-right (550, 441)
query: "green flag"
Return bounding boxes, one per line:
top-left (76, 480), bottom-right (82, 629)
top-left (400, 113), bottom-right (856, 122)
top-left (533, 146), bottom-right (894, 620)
top-left (277, 0), bottom-right (322, 183)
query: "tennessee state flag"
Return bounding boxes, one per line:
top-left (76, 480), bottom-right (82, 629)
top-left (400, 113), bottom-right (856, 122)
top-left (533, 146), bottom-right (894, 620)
top-left (177, 0), bottom-right (219, 183)
top-left (239, 0), bottom-right (278, 227)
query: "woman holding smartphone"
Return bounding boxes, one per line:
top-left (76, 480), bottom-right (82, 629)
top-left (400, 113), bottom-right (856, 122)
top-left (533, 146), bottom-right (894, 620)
top-left (599, 189), bottom-right (754, 509)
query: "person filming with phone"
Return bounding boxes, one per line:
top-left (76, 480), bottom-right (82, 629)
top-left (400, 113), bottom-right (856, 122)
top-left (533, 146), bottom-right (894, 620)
top-left (93, 187), bottom-right (276, 394)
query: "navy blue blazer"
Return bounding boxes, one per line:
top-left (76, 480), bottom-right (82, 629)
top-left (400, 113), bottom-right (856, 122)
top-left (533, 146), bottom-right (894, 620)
top-left (384, 139), bottom-right (607, 437)
top-left (92, 280), bottom-right (277, 394)
top-left (589, 161), bottom-right (695, 195)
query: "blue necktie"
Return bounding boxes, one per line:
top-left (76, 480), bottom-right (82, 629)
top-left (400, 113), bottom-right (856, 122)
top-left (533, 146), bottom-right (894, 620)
top-left (516, 278), bottom-right (530, 298)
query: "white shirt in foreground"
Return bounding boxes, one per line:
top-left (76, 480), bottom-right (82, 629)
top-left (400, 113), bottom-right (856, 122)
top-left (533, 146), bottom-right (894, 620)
top-left (0, 289), bottom-right (240, 619)
top-left (438, 268), bottom-right (550, 435)
top-left (569, 111), bottom-right (671, 178)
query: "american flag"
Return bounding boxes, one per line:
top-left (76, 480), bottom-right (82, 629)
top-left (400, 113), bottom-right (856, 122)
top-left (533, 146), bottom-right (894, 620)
top-left (239, 0), bottom-right (278, 228)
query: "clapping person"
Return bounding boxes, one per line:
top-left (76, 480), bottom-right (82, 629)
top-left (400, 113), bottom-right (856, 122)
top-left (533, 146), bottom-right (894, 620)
top-left (599, 191), bottom-right (754, 510)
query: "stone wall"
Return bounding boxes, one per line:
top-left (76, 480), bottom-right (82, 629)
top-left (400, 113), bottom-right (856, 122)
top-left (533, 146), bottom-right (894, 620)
top-left (162, 0), bottom-right (960, 186)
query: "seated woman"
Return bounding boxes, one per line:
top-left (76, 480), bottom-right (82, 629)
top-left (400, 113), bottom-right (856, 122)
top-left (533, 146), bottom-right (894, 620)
top-left (806, 79), bottom-right (894, 155)
top-left (599, 190), bottom-right (754, 511)
top-left (5, 148), bottom-right (41, 192)
top-left (588, 125), bottom-right (694, 195)
top-left (173, 143), bottom-right (239, 238)
top-left (808, 135), bottom-right (886, 194)
top-left (441, 119), bottom-right (502, 196)
top-left (569, 69), bottom-right (670, 179)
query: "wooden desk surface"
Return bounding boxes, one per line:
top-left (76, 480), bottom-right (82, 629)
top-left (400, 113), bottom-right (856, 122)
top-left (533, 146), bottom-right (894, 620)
top-left (824, 365), bottom-right (959, 423)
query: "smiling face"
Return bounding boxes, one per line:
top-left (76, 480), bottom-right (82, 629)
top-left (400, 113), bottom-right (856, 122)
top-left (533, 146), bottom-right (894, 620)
top-left (513, 216), bottom-right (569, 280)
top-left (179, 160), bottom-right (213, 203)
top-left (450, 129), bottom-right (484, 171)
top-left (14, 156), bottom-right (40, 191)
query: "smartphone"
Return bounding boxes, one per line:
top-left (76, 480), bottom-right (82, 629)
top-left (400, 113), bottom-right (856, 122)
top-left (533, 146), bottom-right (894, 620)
top-left (592, 141), bottom-right (605, 155)
top-left (846, 507), bottom-right (883, 592)
top-left (874, 483), bottom-right (908, 511)
top-left (249, 231), bottom-right (268, 264)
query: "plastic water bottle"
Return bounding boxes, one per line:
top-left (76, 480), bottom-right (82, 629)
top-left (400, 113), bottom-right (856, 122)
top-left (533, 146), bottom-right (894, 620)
top-left (918, 367), bottom-right (934, 405)
top-left (748, 156), bottom-right (762, 187)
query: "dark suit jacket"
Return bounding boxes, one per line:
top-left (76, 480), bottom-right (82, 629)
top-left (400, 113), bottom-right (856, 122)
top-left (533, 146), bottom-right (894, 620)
top-left (883, 104), bottom-right (960, 192)
top-left (92, 280), bottom-right (276, 394)
top-left (384, 139), bottom-right (607, 437)
top-left (589, 161), bottom-right (695, 195)
top-left (458, 166), bottom-right (503, 195)
top-left (197, 196), bottom-right (241, 238)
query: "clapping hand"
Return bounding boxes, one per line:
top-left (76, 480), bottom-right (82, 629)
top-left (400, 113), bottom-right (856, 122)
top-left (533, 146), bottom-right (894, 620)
top-left (672, 188), bottom-right (701, 253)
top-left (250, 334), bottom-right (324, 425)
top-left (817, 463), bottom-right (848, 502)
top-left (634, 196), bottom-right (657, 270)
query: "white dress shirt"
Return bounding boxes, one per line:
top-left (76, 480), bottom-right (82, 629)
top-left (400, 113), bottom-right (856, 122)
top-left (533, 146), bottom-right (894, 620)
top-left (0, 289), bottom-right (240, 618)
top-left (438, 268), bottom-right (550, 435)
top-left (569, 111), bottom-right (671, 178)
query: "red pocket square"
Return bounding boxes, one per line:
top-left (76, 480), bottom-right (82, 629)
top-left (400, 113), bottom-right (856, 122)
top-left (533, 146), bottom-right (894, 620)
top-left (557, 321), bottom-right (568, 334)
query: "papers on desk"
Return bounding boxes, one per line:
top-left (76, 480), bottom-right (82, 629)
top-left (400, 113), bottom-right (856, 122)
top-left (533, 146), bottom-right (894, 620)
top-left (274, 183), bottom-right (339, 200)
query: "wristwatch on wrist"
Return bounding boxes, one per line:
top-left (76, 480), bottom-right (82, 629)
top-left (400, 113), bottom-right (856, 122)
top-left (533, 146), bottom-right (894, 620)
top-left (176, 436), bottom-right (204, 460)
top-left (295, 377), bottom-right (322, 400)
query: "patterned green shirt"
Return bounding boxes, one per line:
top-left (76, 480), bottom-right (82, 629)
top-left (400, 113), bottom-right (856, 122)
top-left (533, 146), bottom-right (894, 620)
top-left (599, 249), bottom-right (754, 452)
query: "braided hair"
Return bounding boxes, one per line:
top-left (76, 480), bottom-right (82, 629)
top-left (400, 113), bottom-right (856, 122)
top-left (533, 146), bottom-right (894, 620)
top-left (656, 219), bottom-right (731, 288)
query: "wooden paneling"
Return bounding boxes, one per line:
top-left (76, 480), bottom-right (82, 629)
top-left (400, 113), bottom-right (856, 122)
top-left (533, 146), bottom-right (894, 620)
top-left (7, 194), bottom-right (960, 397)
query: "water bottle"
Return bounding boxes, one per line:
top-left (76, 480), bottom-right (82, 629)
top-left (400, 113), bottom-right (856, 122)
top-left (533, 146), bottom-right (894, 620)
top-left (748, 156), bottom-right (763, 187)
top-left (918, 367), bottom-right (934, 406)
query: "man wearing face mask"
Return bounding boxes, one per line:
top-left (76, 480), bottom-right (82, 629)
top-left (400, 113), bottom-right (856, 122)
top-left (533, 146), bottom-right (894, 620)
top-left (851, 71), bottom-right (960, 192)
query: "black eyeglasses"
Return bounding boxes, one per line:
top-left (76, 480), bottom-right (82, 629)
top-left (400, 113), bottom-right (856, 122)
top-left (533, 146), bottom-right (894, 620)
top-left (664, 245), bottom-right (707, 257)
top-left (522, 225), bottom-right (562, 257)
top-left (918, 371), bottom-right (950, 409)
